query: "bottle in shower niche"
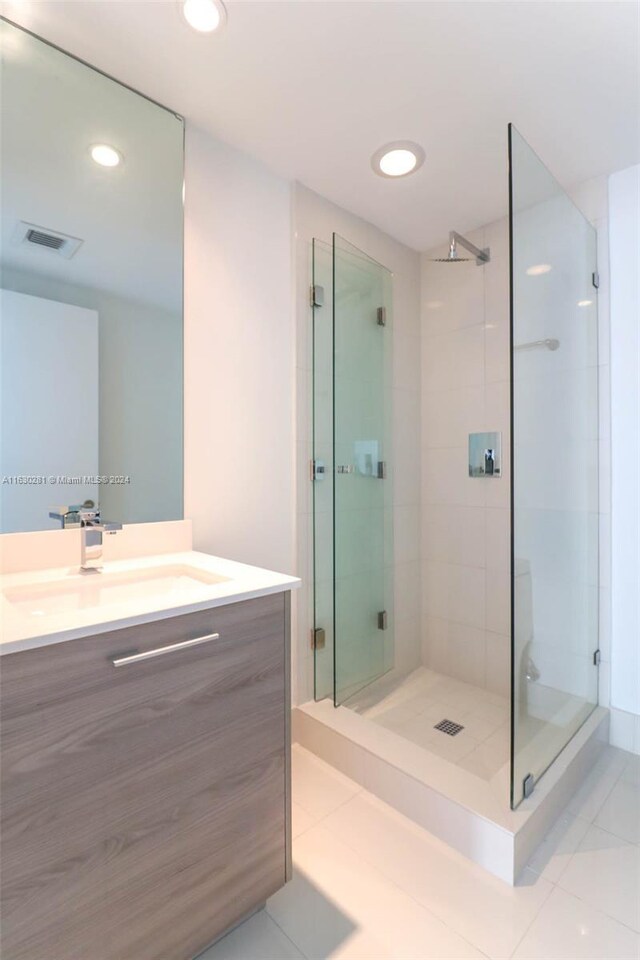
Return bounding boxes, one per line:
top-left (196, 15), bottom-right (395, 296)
top-left (484, 448), bottom-right (495, 476)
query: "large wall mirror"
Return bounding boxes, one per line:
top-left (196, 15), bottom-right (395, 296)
top-left (0, 19), bottom-right (184, 533)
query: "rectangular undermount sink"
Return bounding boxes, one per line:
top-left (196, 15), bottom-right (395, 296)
top-left (3, 565), bottom-right (231, 619)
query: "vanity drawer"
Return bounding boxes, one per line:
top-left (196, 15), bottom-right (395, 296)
top-left (2, 593), bottom-right (286, 719)
top-left (1, 592), bottom-right (290, 960)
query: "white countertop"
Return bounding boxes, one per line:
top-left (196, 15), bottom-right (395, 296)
top-left (0, 551), bottom-right (300, 655)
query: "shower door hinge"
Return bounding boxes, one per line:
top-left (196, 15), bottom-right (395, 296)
top-left (311, 284), bottom-right (324, 307)
top-left (523, 773), bottom-right (535, 799)
top-left (592, 271), bottom-right (600, 289)
top-left (311, 459), bottom-right (325, 481)
top-left (377, 306), bottom-right (387, 326)
top-left (593, 648), bottom-right (601, 666)
top-left (311, 627), bottom-right (326, 650)
top-left (377, 610), bottom-right (388, 631)
top-left (377, 460), bottom-right (387, 480)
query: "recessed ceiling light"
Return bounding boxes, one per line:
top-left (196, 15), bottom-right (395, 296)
top-left (372, 141), bottom-right (425, 179)
top-left (526, 263), bottom-right (552, 276)
top-left (182, 0), bottom-right (226, 33)
top-left (577, 299), bottom-right (593, 307)
top-left (90, 143), bottom-right (123, 168)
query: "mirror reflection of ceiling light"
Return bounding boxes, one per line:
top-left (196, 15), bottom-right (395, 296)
top-left (526, 264), bottom-right (552, 276)
top-left (577, 299), bottom-right (593, 307)
top-left (90, 144), bottom-right (123, 168)
top-left (182, 0), bottom-right (227, 33)
top-left (372, 141), bottom-right (425, 178)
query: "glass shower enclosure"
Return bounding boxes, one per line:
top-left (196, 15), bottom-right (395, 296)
top-left (312, 234), bottom-right (393, 706)
top-left (310, 127), bottom-right (600, 813)
top-left (509, 125), bottom-right (599, 806)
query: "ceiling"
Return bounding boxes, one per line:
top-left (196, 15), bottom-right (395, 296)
top-left (2, 0), bottom-right (639, 252)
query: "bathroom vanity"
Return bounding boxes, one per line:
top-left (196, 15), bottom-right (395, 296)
top-left (0, 18), bottom-right (299, 959)
top-left (0, 550), bottom-right (298, 960)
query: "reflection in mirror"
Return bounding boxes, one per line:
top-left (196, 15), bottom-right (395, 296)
top-left (0, 19), bottom-right (184, 533)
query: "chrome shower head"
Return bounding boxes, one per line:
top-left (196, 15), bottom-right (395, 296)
top-left (431, 237), bottom-right (471, 263)
top-left (429, 231), bottom-right (490, 265)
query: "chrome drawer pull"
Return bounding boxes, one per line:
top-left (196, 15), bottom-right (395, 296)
top-left (110, 633), bottom-right (220, 667)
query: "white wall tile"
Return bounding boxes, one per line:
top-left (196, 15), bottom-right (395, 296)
top-left (422, 446), bottom-right (486, 508)
top-left (422, 503), bottom-right (486, 568)
top-left (421, 221), bottom-right (511, 690)
top-left (448, 622), bottom-right (487, 687)
top-left (422, 385), bottom-right (485, 449)
top-left (394, 560), bottom-right (422, 624)
top-left (485, 320), bottom-right (510, 384)
top-left (423, 561), bottom-right (485, 630)
top-left (485, 565), bottom-right (511, 636)
top-left (423, 325), bottom-right (485, 393)
top-left (485, 631), bottom-right (511, 697)
top-left (484, 507), bottom-right (510, 572)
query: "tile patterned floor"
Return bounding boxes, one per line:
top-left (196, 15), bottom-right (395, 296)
top-left (200, 743), bottom-right (640, 960)
top-left (352, 667), bottom-right (512, 779)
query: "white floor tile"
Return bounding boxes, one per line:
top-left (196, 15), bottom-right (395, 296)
top-left (558, 824), bottom-right (640, 931)
top-left (322, 791), bottom-right (553, 959)
top-left (567, 746), bottom-right (628, 822)
top-left (205, 745), bottom-right (638, 960)
top-left (457, 745), bottom-right (505, 780)
top-left (463, 711), bottom-right (505, 741)
top-left (394, 716), bottom-right (480, 761)
top-left (292, 800), bottom-right (318, 839)
top-left (594, 778), bottom-right (640, 844)
top-left (197, 909), bottom-right (305, 960)
top-left (374, 697), bottom-right (429, 729)
top-left (621, 752), bottom-right (640, 786)
top-left (354, 665), bottom-right (510, 779)
top-left (512, 886), bottom-right (640, 960)
top-left (526, 811), bottom-right (591, 883)
top-left (267, 825), bottom-right (484, 959)
top-left (292, 745), bottom-right (361, 820)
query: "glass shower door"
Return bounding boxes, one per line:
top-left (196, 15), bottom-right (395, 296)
top-left (312, 238), bottom-right (335, 702)
top-left (509, 125), bottom-right (599, 807)
top-left (312, 234), bottom-right (393, 706)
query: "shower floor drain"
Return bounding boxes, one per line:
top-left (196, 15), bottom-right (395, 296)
top-left (434, 719), bottom-right (464, 737)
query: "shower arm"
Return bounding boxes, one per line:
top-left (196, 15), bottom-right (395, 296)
top-left (450, 231), bottom-right (490, 265)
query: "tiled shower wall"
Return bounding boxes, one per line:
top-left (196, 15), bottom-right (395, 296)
top-left (420, 219), bottom-right (512, 698)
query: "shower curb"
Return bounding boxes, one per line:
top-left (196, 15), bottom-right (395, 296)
top-left (293, 700), bottom-right (609, 885)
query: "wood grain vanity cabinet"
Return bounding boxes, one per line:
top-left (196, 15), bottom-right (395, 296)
top-left (0, 592), bottom-right (292, 960)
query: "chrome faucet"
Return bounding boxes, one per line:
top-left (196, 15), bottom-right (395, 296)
top-left (49, 503), bottom-right (122, 572)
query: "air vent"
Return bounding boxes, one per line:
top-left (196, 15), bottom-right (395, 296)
top-left (26, 229), bottom-right (66, 251)
top-left (11, 221), bottom-right (83, 260)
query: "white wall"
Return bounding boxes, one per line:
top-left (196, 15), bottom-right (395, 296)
top-left (0, 289), bottom-right (98, 532)
top-left (1, 269), bottom-right (182, 526)
top-left (608, 163), bottom-right (640, 752)
top-left (420, 220), bottom-right (511, 698)
top-left (293, 183), bottom-right (421, 706)
top-left (183, 126), bottom-right (294, 576)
